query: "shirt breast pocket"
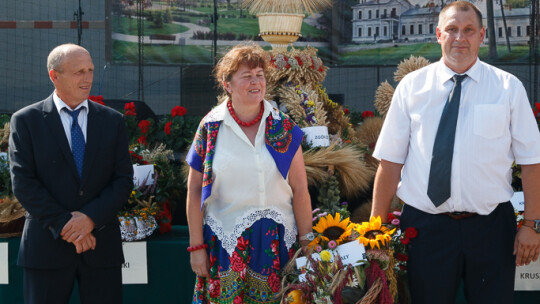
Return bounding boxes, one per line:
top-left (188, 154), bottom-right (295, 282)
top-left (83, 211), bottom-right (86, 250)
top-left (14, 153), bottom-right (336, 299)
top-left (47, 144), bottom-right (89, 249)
top-left (473, 104), bottom-right (505, 139)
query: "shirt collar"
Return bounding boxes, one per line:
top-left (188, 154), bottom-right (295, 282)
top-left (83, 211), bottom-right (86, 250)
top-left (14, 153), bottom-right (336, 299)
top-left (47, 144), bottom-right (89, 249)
top-left (437, 58), bottom-right (481, 85)
top-left (52, 91), bottom-right (89, 114)
top-left (207, 97), bottom-right (274, 126)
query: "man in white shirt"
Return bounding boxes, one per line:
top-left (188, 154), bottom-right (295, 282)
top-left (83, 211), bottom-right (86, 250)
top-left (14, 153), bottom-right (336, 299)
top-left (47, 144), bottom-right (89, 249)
top-left (371, 2), bottom-right (540, 303)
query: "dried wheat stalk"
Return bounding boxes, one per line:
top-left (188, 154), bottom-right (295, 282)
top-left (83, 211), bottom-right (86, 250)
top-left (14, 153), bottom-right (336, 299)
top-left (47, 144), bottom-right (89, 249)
top-left (242, 0), bottom-right (332, 15)
top-left (394, 55), bottom-right (430, 82)
top-left (303, 144), bottom-right (375, 197)
top-left (374, 81), bottom-right (395, 117)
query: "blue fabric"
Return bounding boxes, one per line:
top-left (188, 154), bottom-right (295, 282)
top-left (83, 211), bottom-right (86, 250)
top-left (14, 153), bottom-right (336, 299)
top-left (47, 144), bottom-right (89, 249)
top-left (427, 74), bottom-right (467, 207)
top-left (264, 116), bottom-right (304, 180)
top-left (65, 108), bottom-right (86, 178)
top-left (192, 218), bottom-right (297, 304)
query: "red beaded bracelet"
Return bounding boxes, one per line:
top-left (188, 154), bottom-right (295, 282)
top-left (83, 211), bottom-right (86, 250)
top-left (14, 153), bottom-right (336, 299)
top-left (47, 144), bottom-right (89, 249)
top-left (187, 244), bottom-right (208, 252)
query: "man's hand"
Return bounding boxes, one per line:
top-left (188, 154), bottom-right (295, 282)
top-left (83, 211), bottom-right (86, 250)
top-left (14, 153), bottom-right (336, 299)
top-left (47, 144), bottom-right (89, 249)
top-left (514, 227), bottom-right (540, 266)
top-left (61, 211), bottom-right (95, 243)
top-left (73, 233), bottom-right (96, 254)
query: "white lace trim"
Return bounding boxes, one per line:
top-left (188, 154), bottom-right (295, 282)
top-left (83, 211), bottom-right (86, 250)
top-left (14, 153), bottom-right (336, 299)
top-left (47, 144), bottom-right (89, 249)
top-left (205, 208), bottom-right (298, 256)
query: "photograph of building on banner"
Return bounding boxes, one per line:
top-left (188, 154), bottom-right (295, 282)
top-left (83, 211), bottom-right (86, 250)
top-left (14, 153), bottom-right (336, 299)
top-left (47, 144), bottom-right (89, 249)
top-left (110, 0), bottom-right (536, 65)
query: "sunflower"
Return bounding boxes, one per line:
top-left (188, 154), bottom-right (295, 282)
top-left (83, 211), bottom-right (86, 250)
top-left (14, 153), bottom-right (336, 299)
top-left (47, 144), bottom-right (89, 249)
top-left (355, 216), bottom-right (396, 249)
top-left (309, 212), bottom-right (354, 248)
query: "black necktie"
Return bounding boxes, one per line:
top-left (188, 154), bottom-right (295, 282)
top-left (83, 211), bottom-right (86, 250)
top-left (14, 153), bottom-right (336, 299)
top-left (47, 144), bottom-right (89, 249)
top-left (427, 74), bottom-right (467, 207)
top-left (65, 108), bottom-right (86, 178)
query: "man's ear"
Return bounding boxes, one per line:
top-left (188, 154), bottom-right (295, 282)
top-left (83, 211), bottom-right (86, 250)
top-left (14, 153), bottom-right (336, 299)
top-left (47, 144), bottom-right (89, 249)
top-left (49, 70), bottom-right (57, 83)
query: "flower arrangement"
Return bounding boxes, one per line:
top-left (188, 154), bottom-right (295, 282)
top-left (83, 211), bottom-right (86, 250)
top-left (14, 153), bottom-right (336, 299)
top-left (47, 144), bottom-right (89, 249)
top-left (280, 213), bottom-right (408, 304)
top-left (88, 95), bottom-right (105, 106)
top-left (119, 144), bottom-right (175, 240)
top-left (156, 105), bottom-right (201, 153)
top-left (385, 211), bottom-right (417, 275)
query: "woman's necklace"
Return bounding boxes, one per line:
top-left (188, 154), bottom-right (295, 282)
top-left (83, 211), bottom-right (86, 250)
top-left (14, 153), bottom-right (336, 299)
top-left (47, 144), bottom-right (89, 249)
top-left (227, 100), bottom-right (264, 127)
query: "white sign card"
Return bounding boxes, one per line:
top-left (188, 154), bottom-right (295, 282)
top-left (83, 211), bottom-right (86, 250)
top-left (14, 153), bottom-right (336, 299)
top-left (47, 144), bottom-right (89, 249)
top-left (302, 126), bottom-right (330, 147)
top-left (296, 241), bottom-right (366, 282)
top-left (133, 164), bottom-right (155, 187)
top-left (515, 258), bottom-right (540, 290)
top-left (510, 191), bottom-right (525, 212)
top-left (0, 243), bottom-right (8, 284)
top-left (122, 242), bottom-right (148, 284)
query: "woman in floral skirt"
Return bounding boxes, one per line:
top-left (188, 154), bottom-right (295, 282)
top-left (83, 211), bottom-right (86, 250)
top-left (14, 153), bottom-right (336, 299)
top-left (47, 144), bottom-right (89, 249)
top-left (185, 42), bottom-right (313, 303)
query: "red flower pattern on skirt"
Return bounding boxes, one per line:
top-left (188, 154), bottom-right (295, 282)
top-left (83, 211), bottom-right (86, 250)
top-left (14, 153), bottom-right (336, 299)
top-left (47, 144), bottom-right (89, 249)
top-left (230, 251), bottom-right (246, 273)
top-left (208, 279), bottom-right (221, 298)
top-left (268, 272), bottom-right (281, 293)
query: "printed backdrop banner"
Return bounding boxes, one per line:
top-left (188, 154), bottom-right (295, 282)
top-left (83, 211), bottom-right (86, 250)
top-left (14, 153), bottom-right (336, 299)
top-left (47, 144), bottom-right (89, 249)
top-left (109, 0), bottom-right (538, 65)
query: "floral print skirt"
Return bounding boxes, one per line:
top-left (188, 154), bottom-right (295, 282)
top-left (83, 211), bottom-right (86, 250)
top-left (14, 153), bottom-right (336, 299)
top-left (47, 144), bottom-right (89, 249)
top-left (192, 218), bottom-right (297, 304)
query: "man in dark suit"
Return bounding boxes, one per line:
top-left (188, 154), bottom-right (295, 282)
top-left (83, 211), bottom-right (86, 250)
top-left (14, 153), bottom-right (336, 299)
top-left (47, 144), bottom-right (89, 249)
top-left (9, 43), bottom-right (133, 303)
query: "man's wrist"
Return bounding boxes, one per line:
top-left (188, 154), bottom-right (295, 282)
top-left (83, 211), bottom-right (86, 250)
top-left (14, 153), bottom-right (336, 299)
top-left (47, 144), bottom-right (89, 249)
top-left (522, 219), bottom-right (540, 233)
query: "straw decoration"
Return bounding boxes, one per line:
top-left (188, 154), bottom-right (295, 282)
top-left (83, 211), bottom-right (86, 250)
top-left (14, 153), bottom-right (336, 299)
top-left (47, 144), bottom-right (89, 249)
top-left (374, 81), bottom-right (395, 117)
top-left (242, 0), bottom-right (332, 15)
top-left (303, 144), bottom-right (374, 197)
top-left (393, 55), bottom-right (430, 82)
top-left (266, 47), bottom-right (328, 90)
top-left (318, 86), bottom-right (357, 142)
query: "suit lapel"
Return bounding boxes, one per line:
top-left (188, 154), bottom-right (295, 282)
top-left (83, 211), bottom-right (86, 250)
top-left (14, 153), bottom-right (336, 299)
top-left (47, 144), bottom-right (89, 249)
top-left (81, 101), bottom-right (102, 185)
top-left (42, 95), bottom-right (81, 182)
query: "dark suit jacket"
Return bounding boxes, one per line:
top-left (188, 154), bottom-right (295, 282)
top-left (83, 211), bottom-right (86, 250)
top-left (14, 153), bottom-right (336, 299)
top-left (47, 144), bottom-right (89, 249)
top-left (9, 95), bottom-right (134, 269)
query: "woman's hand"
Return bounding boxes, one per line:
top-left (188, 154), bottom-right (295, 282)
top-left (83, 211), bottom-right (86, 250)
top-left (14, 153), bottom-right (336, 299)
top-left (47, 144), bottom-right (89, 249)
top-left (190, 249), bottom-right (210, 278)
top-left (299, 240), bottom-right (311, 248)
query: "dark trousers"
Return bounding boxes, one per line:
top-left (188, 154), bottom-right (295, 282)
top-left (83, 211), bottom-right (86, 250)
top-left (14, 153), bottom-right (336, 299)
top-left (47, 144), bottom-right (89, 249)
top-left (23, 255), bottom-right (122, 304)
top-left (400, 202), bottom-right (516, 304)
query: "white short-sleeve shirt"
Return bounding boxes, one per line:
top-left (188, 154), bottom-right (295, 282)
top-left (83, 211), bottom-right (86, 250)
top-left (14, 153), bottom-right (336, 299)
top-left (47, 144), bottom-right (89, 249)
top-left (373, 59), bottom-right (540, 215)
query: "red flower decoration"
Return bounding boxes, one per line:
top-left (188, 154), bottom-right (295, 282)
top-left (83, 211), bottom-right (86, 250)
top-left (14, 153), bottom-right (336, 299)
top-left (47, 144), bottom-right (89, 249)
top-left (88, 95), bottom-right (105, 106)
top-left (343, 108), bottom-right (350, 115)
top-left (295, 56), bottom-right (303, 66)
top-left (268, 272), bottom-right (281, 293)
top-left (124, 102), bottom-right (137, 116)
top-left (237, 236), bottom-right (249, 252)
top-left (362, 111), bottom-right (375, 118)
top-left (233, 296), bottom-right (243, 304)
top-left (387, 213), bottom-right (396, 222)
top-left (396, 253), bottom-right (409, 262)
top-left (158, 202), bottom-right (172, 234)
top-left (400, 237), bottom-right (410, 245)
top-left (405, 227), bottom-right (418, 239)
top-left (229, 251), bottom-right (246, 273)
top-left (129, 150), bottom-right (148, 165)
top-left (171, 106), bottom-right (187, 117)
top-left (272, 257), bottom-right (280, 270)
top-left (164, 121), bottom-right (172, 135)
top-left (138, 120), bottom-right (151, 134)
top-left (535, 102), bottom-right (540, 111)
top-left (137, 135), bottom-right (147, 146)
top-left (208, 279), bottom-right (221, 298)
top-left (270, 239), bottom-right (279, 253)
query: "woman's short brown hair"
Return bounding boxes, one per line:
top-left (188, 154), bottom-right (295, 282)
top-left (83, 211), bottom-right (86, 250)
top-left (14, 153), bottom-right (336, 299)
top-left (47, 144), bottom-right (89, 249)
top-left (214, 42), bottom-right (269, 93)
